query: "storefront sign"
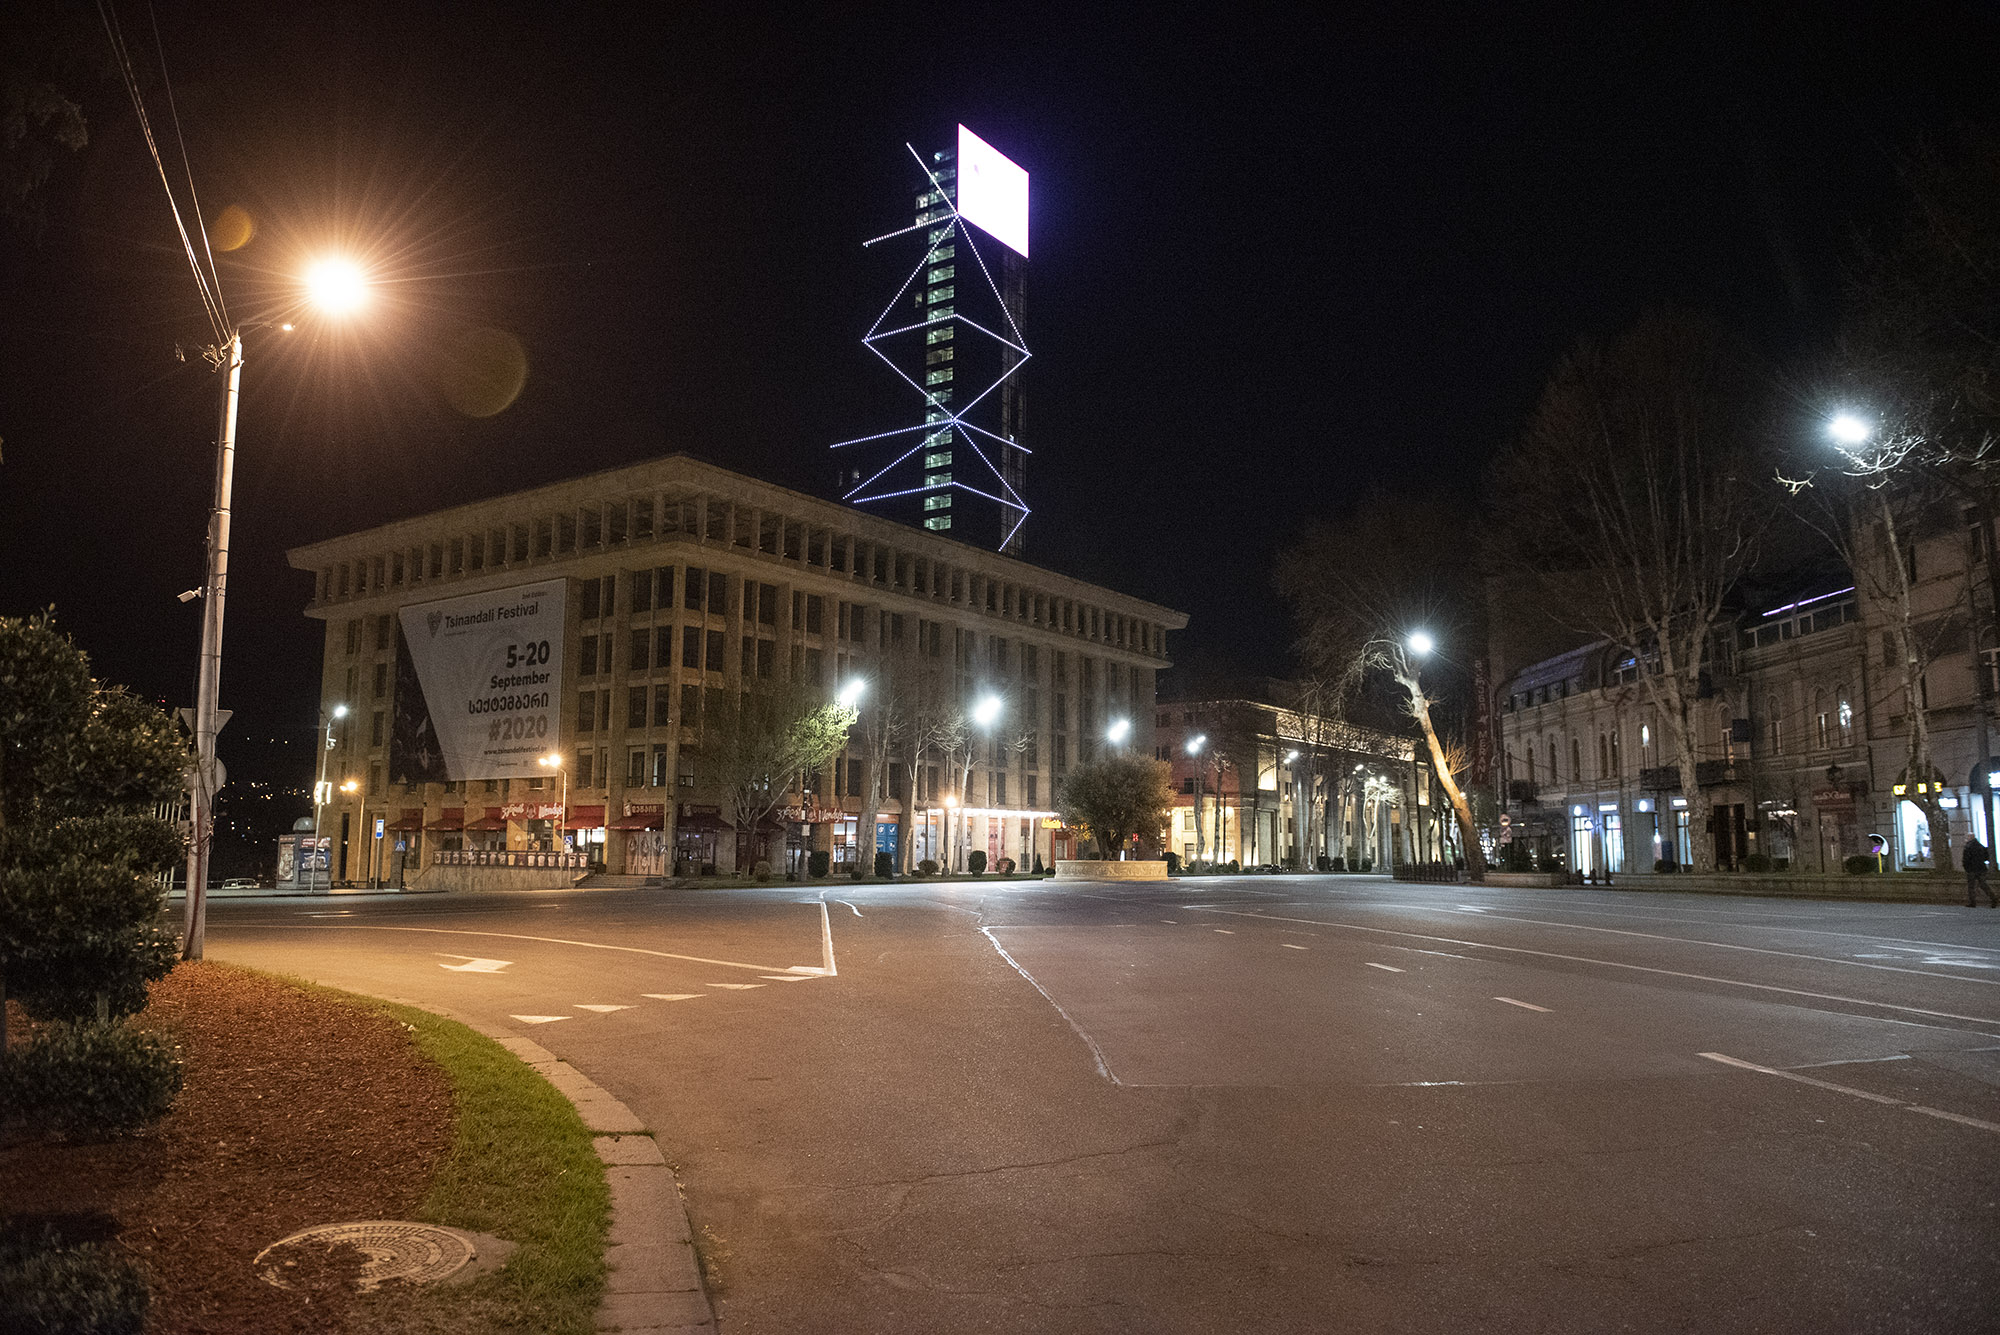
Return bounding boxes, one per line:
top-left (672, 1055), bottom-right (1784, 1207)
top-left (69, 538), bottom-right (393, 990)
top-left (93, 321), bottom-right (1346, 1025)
top-left (392, 579), bottom-right (567, 784)
top-left (498, 801), bottom-right (564, 821)
top-left (1810, 787), bottom-right (1855, 811)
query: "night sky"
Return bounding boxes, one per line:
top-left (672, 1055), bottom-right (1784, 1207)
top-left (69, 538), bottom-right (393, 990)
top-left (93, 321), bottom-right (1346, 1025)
top-left (3, 2), bottom-right (1995, 801)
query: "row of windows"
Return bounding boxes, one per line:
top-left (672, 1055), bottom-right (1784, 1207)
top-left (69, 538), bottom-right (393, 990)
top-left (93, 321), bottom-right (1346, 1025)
top-left (1511, 692), bottom-right (1858, 788)
top-left (318, 492), bottom-right (1168, 656)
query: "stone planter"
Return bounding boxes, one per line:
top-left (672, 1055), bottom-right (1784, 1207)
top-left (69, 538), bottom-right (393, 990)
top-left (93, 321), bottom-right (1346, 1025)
top-left (1054, 859), bottom-right (1170, 882)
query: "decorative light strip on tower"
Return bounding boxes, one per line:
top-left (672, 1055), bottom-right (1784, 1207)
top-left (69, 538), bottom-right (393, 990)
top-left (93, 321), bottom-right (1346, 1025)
top-left (834, 126), bottom-right (1031, 553)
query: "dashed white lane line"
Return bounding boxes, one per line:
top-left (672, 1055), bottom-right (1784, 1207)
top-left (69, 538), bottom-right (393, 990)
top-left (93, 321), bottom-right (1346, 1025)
top-left (706, 982), bottom-right (764, 991)
top-left (642, 994), bottom-right (701, 1001)
top-left (1180, 905), bottom-right (2000, 1029)
top-left (836, 900), bottom-right (864, 917)
top-left (575, 1004), bottom-right (631, 1013)
top-left (1282, 943), bottom-right (1309, 950)
top-left (759, 974), bottom-right (816, 982)
top-left (1214, 929), bottom-right (1235, 935)
top-left (510, 1015), bottom-right (571, 1024)
top-left (1160, 919), bottom-right (1178, 924)
top-left (1699, 1051), bottom-right (2000, 1134)
top-left (280, 924), bottom-right (791, 973)
top-left (1494, 996), bottom-right (1552, 1012)
top-left (1365, 963), bottom-right (1405, 973)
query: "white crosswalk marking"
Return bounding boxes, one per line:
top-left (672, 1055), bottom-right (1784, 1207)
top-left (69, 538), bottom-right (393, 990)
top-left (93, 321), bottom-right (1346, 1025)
top-left (1282, 944), bottom-right (1308, 950)
top-left (1494, 996), bottom-right (1551, 1012)
top-left (706, 982), bottom-right (764, 990)
top-left (509, 1015), bottom-right (571, 1024)
top-left (575, 1004), bottom-right (631, 1013)
top-left (642, 993), bottom-right (701, 1001)
top-left (1365, 963), bottom-right (1404, 972)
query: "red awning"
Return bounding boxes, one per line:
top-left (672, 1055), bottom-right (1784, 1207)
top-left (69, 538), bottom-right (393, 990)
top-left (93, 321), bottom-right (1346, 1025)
top-left (464, 809), bottom-right (508, 832)
top-left (385, 810), bottom-right (425, 831)
top-left (425, 807), bottom-right (465, 831)
top-left (609, 809), bottom-right (664, 831)
top-left (562, 805), bottom-right (607, 831)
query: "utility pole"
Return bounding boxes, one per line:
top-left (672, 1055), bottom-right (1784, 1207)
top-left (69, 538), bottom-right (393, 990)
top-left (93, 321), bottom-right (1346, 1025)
top-left (183, 331), bottom-right (242, 960)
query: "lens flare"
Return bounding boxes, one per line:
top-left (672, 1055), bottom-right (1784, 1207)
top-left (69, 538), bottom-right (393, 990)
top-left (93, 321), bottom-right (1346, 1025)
top-left (211, 204), bottom-right (255, 252)
top-left (435, 326), bottom-right (528, 418)
top-left (305, 258), bottom-right (369, 314)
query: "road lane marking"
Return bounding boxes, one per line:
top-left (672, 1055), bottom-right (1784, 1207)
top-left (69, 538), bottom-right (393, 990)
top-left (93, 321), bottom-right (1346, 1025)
top-left (836, 900), bottom-right (863, 917)
top-left (759, 974), bottom-right (816, 982)
top-left (981, 926), bottom-right (1121, 1086)
top-left (642, 994), bottom-right (701, 1001)
top-left (1160, 919), bottom-right (1178, 924)
top-left (1214, 929), bottom-right (1235, 934)
top-left (1494, 997), bottom-right (1552, 1012)
top-left (1282, 943), bottom-right (1308, 950)
top-left (1365, 963), bottom-right (1405, 972)
top-left (786, 966), bottom-right (831, 975)
top-left (278, 924), bottom-right (793, 973)
top-left (706, 982), bottom-right (764, 990)
top-left (574, 1004), bottom-right (631, 1013)
top-left (510, 1015), bottom-right (571, 1024)
top-left (1699, 1051), bottom-right (2000, 1133)
top-left (1179, 906), bottom-right (2000, 1029)
top-left (437, 954), bottom-right (512, 973)
top-left (818, 894), bottom-right (839, 977)
top-left (1438, 908), bottom-right (2000, 987)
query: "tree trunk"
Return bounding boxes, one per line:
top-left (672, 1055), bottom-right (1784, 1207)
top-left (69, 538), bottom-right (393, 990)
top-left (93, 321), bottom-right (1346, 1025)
top-left (1406, 684), bottom-right (1486, 881)
top-left (1881, 494), bottom-right (1952, 871)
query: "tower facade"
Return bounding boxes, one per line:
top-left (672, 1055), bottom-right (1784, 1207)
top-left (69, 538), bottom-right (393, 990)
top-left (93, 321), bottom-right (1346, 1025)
top-left (837, 127), bottom-right (1031, 554)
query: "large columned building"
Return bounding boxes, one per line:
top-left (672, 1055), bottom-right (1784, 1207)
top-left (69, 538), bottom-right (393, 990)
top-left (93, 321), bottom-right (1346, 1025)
top-left (289, 455), bottom-right (1184, 883)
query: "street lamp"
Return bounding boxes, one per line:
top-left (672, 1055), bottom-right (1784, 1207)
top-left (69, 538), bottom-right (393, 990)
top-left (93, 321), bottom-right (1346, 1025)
top-left (309, 704), bottom-right (347, 895)
top-left (955, 695), bottom-right (1004, 869)
top-left (539, 752), bottom-right (568, 857)
top-left (838, 679), bottom-right (867, 709)
top-left (1186, 734), bottom-right (1209, 865)
top-left (1106, 717), bottom-right (1131, 746)
top-left (182, 257), bottom-right (372, 958)
top-left (1407, 630), bottom-right (1435, 657)
top-left (1827, 412), bottom-right (1873, 447)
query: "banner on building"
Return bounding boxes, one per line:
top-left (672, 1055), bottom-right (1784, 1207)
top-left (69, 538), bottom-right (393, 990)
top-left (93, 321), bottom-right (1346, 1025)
top-left (1471, 657), bottom-right (1494, 786)
top-left (392, 580), bottom-right (567, 783)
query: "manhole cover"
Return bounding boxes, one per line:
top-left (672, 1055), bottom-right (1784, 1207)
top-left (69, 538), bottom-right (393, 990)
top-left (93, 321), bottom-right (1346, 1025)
top-left (254, 1220), bottom-right (476, 1292)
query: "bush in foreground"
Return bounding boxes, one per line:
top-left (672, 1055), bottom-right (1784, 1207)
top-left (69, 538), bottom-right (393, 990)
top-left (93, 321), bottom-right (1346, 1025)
top-left (0, 1019), bottom-right (182, 1137)
top-left (968, 850), bottom-right (987, 875)
top-left (0, 1228), bottom-right (150, 1335)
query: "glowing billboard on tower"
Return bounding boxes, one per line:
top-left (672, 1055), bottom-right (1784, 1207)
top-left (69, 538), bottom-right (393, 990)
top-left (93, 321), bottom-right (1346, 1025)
top-left (956, 124), bottom-right (1029, 258)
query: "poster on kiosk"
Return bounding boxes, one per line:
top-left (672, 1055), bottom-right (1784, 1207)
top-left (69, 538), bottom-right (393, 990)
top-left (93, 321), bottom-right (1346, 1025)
top-left (391, 580), bottom-right (567, 784)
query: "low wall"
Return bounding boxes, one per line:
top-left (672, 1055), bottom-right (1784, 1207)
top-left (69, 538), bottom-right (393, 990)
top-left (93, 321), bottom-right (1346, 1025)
top-left (1055, 859), bottom-right (1170, 882)
top-left (407, 864), bottom-right (589, 894)
top-left (1608, 870), bottom-right (1965, 905)
top-left (1481, 871), bottom-right (1573, 889)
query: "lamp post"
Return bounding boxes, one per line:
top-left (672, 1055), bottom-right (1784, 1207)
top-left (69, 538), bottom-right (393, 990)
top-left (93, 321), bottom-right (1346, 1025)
top-left (954, 694), bottom-right (1003, 870)
top-left (309, 704), bottom-right (347, 894)
top-left (1187, 734), bottom-right (1208, 866)
top-left (181, 258), bottom-right (371, 958)
top-left (540, 752), bottom-right (569, 858)
top-left (338, 777), bottom-right (360, 886)
top-left (1106, 717), bottom-right (1131, 747)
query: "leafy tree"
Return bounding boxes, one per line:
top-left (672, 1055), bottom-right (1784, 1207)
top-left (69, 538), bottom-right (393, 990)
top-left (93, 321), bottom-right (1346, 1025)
top-left (1056, 754), bottom-right (1174, 860)
top-left (0, 615), bottom-right (185, 1045)
top-left (691, 682), bottom-right (857, 854)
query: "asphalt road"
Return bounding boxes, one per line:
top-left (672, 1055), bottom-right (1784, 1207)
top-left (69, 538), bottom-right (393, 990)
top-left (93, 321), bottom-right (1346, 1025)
top-left (207, 874), bottom-right (2000, 1333)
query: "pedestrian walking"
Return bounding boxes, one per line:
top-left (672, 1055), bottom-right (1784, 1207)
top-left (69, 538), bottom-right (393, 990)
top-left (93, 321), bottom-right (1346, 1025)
top-left (1962, 837), bottom-right (1998, 907)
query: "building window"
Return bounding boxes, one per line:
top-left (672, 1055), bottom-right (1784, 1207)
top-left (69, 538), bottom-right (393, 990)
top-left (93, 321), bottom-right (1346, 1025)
top-left (578, 691), bottom-right (597, 733)
top-left (630, 632), bottom-right (649, 673)
top-left (373, 662), bottom-right (388, 697)
top-left (628, 686), bottom-right (647, 729)
top-left (1838, 690), bottom-right (1854, 746)
top-left (581, 637), bottom-right (599, 676)
top-left (629, 749), bottom-right (646, 787)
top-left (683, 626), bottom-right (702, 670)
top-left (581, 579), bottom-right (601, 620)
top-left (578, 751), bottom-right (595, 788)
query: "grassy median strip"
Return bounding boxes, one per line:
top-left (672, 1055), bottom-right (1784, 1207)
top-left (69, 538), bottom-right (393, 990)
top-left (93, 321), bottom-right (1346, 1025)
top-left (352, 998), bottom-right (610, 1335)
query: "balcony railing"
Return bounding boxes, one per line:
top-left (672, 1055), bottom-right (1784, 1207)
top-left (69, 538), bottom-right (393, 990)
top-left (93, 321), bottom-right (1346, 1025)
top-left (1694, 760), bottom-right (1742, 787)
top-left (1640, 766), bottom-right (1681, 792)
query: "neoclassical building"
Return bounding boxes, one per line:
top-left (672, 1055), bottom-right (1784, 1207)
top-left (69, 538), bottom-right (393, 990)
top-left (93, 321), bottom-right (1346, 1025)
top-left (290, 455), bottom-right (1186, 882)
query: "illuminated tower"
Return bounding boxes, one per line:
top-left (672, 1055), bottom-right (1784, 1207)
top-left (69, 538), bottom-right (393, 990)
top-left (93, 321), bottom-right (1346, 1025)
top-left (835, 126), bottom-right (1031, 553)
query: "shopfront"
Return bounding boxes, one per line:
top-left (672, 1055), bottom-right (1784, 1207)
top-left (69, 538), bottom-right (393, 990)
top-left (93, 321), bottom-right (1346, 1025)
top-left (614, 803), bottom-right (668, 876)
top-left (676, 803), bottom-right (723, 875)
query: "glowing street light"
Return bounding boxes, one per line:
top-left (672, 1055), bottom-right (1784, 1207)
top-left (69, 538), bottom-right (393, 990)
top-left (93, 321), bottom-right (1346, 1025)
top-left (838, 679), bottom-right (867, 709)
top-left (309, 703), bottom-right (348, 895)
top-left (1827, 412), bottom-right (1873, 448)
top-left (182, 256), bottom-right (374, 957)
top-left (1106, 717), bottom-right (1131, 745)
top-left (305, 257), bottom-right (370, 315)
top-left (1408, 630), bottom-right (1435, 657)
top-left (972, 694), bottom-right (1003, 728)
top-left (1186, 734), bottom-right (1206, 755)
top-left (539, 752), bottom-right (570, 855)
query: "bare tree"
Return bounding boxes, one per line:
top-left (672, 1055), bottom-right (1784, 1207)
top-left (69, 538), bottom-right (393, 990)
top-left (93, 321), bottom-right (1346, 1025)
top-left (694, 683), bottom-right (857, 866)
top-left (853, 664), bottom-right (912, 875)
top-left (1487, 313), bottom-right (1772, 873)
top-left (1278, 496), bottom-right (1489, 879)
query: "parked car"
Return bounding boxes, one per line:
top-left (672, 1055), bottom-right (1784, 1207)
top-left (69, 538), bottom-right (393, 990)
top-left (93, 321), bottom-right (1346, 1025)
top-left (217, 877), bottom-right (262, 891)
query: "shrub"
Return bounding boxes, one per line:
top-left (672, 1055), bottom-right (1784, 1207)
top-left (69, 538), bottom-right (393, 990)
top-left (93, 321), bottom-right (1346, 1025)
top-left (1655, 858), bottom-right (1679, 873)
top-left (1844, 853), bottom-right (1880, 875)
top-left (1032, 854), bottom-right (1046, 875)
top-left (1226, 859), bottom-right (1240, 874)
top-left (917, 858), bottom-right (939, 875)
top-left (750, 860), bottom-right (772, 880)
top-left (996, 857), bottom-right (1016, 874)
top-left (807, 851), bottom-right (830, 879)
top-left (0, 1020), bottom-right (182, 1137)
top-left (874, 850), bottom-right (893, 878)
top-left (1164, 851), bottom-right (1181, 875)
top-left (968, 850), bottom-right (988, 875)
top-left (1742, 853), bottom-right (1773, 873)
top-left (0, 1228), bottom-right (150, 1335)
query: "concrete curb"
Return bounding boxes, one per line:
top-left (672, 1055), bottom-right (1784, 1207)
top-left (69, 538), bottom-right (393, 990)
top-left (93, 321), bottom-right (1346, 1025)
top-left (478, 1029), bottom-right (717, 1334)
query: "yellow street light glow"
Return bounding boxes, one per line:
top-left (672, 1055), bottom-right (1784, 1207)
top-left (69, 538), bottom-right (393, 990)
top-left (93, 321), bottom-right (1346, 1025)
top-left (305, 258), bottom-right (369, 314)
top-left (539, 753), bottom-right (562, 769)
top-left (943, 793), bottom-right (959, 808)
top-left (339, 778), bottom-right (359, 793)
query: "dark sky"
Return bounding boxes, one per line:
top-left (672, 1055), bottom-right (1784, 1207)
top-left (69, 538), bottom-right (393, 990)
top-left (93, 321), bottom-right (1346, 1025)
top-left (3, 1), bottom-right (1996, 790)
